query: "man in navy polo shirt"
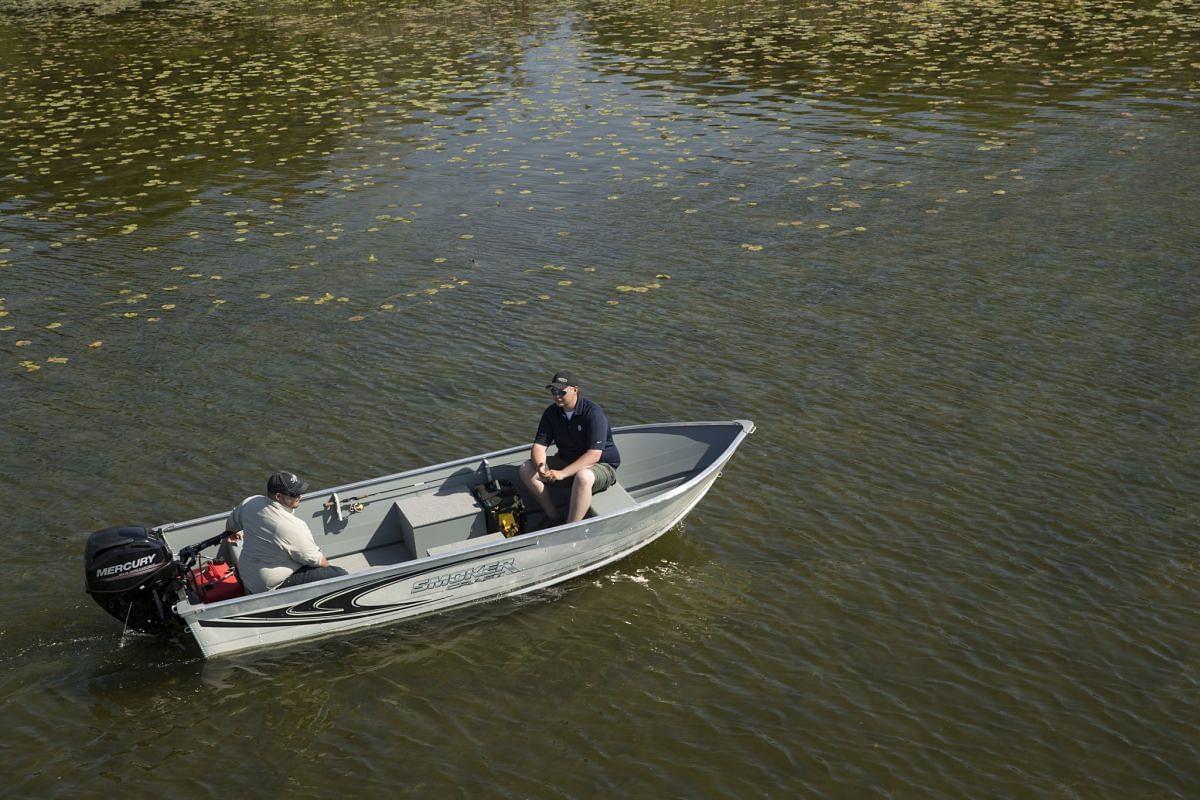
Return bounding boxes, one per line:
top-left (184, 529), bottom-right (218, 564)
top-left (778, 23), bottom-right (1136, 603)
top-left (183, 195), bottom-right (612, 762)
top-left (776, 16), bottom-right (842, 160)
top-left (519, 370), bottom-right (620, 528)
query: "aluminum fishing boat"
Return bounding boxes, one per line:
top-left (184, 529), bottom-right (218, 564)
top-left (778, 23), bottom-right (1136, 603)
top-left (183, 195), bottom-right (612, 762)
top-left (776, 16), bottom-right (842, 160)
top-left (84, 420), bottom-right (754, 658)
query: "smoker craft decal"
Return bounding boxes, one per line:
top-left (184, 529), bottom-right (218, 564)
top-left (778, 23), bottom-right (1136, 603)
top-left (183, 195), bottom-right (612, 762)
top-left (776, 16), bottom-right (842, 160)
top-left (197, 546), bottom-right (533, 628)
top-left (94, 553), bottom-right (165, 581)
top-left (411, 559), bottom-right (516, 593)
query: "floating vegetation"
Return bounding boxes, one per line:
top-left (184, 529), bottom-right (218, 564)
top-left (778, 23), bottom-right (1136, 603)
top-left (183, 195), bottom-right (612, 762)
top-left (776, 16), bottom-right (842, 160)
top-left (2, 0), bottom-right (1196, 372)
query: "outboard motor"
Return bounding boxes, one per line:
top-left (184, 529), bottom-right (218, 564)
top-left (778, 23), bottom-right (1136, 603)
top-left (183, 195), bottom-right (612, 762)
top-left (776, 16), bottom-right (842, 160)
top-left (84, 526), bottom-right (182, 634)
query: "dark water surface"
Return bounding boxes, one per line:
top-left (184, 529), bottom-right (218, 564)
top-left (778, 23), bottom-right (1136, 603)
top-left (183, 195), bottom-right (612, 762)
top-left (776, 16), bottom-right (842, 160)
top-left (2, 0), bottom-right (1198, 796)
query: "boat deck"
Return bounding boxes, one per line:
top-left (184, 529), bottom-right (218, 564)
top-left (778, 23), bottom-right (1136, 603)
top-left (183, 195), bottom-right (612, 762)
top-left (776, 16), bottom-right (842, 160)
top-left (162, 421), bottom-right (750, 588)
top-left (326, 479), bottom-right (639, 573)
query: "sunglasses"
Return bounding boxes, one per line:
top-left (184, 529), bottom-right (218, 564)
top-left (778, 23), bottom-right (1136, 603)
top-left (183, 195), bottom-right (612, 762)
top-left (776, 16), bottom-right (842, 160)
top-left (549, 386), bottom-right (570, 397)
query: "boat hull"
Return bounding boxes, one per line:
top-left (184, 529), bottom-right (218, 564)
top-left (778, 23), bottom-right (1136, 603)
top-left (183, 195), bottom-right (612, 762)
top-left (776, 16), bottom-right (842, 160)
top-left (129, 420), bottom-right (757, 658)
top-left (181, 459), bottom-right (728, 658)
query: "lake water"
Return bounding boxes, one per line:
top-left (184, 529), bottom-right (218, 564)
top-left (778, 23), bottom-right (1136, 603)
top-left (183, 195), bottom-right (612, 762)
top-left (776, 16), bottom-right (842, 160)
top-left (1, 0), bottom-right (1198, 796)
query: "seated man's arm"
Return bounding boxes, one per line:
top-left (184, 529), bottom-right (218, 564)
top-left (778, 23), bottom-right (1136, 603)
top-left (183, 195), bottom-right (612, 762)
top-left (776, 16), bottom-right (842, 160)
top-left (283, 520), bottom-right (329, 568)
top-left (291, 546), bottom-right (330, 568)
top-left (531, 442), bottom-right (549, 473)
top-left (222, 505), bottom-right (245, 542)
top-left (531, 408), bottom-right (557, 476)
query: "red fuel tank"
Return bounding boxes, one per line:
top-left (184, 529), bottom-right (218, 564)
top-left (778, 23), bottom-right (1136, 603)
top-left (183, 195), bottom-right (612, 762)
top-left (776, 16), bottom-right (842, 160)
top-left (189, 562), bottom-right (245, 604)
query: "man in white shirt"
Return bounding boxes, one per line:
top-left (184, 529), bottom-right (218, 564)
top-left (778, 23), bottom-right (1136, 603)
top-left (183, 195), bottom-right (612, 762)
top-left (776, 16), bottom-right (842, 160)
top-left (223, 472), bottom-right (347, 593)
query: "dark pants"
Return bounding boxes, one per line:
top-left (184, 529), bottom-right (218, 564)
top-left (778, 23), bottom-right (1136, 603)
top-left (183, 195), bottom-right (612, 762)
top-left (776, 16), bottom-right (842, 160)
top-left (279, 564), bottom-right (348, 588)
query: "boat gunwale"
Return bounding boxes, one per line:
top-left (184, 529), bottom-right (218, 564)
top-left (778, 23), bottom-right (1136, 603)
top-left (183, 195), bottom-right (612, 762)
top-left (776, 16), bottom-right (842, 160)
top-left (172, 419), bottom-right (754, 619)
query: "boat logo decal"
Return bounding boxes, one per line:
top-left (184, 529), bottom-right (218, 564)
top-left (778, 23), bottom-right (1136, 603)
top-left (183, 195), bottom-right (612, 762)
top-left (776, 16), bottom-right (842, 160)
top-left (95, 554), bottom-right (161, 580)
top-left (411, 559), bottom-right (517, 594)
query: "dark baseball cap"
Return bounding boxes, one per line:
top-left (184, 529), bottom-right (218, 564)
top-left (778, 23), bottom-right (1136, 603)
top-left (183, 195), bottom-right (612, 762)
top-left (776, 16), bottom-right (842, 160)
top-left (267, 471), bottom-right (309, 497)
top-left (546, 371), bottom-right (579, 390)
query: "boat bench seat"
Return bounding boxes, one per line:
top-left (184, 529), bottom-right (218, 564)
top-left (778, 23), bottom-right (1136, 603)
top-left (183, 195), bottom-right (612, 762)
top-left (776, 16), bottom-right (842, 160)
top-left (586, 481), bottom-right (637, 517)
top-left (393, 478), bottom-right (638, 561)
top-left (392, 484), bottom-right (490, 559)
top-left (545, 480), bottom-right (637, 518)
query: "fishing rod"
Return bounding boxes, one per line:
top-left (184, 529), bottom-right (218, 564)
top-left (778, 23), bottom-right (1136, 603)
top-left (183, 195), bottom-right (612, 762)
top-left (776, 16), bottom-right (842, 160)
top-left (322, 487), bottom-right (402, 520)
top-left (322, 460), bottom-right (494, 522)
top-left (321, 479), bottom-right (436, 522)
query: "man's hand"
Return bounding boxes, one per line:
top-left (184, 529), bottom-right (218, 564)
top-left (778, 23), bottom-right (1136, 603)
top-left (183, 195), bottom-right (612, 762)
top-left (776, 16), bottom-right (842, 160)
top-left (544, 468), bottom-right (561, 482)
top-left (537, 463), bottom-right (553, 481)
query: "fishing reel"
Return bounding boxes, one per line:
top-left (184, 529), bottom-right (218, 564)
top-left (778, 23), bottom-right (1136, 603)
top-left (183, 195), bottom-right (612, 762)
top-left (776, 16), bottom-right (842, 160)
top-left (323, 492), bottom-right (364, 522)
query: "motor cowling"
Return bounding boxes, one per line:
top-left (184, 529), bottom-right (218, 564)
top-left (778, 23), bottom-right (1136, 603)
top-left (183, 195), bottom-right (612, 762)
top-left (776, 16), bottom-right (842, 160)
top-left (85, 525), bottom-right (182, 634)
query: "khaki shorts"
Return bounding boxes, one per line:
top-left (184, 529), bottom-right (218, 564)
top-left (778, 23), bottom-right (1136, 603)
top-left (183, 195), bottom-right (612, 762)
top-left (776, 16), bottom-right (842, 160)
top-left (547, 454), bottom-right (617, 492)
